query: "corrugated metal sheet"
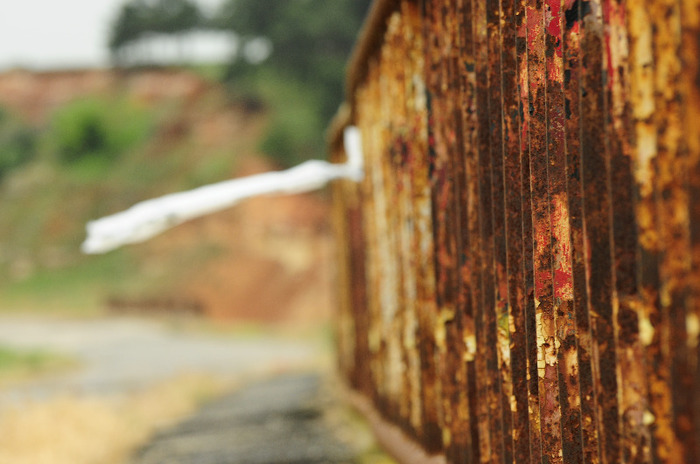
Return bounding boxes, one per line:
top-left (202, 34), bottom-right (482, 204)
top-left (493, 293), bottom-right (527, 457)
top-left (330, 0), bottom-right (700, 462)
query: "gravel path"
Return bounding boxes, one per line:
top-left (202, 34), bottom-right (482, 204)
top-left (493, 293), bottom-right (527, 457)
top-left (131, 373), bottom-right (358, 464)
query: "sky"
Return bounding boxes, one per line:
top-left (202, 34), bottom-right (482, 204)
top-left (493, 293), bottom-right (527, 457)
top-left (0, 0), bottom-right (226, 70)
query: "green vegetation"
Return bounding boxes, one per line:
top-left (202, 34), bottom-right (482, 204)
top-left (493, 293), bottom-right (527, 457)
top-left (0, 251), bottom-right (137, 314)
top-left (0, 81), bottom-right (246, 315)
top-left (226, 67), bottom-right (326, 167)
top-left (0, 99), bottom-right (159, 302)
top-left (50, 97), bottom-right (153, 168)
top-left (0, 107), bottom-right (38, 180)
top-left (0, 228), bottom-right (224, 316)
top-left (216, 0), bottom-right (371, 166)
top-left (109, 0), bottom-right (201, 64)
top-left (0, 345), bottom-right (75, 384)
top-left (217, 0), bottom-right (371, 121)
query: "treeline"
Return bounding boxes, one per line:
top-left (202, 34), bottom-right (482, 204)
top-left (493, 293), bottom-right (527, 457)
top-left (109, 0), bottom-right (202, 63)
top-left (110, 0), bottom-right (371, 166)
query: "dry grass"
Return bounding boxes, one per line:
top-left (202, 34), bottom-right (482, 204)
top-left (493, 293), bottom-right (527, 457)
top-left (0, 374), bottom-right (230, 464)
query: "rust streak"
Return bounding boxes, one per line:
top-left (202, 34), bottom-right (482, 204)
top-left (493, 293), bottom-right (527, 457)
top-left (564, 1), bottom-right (602, 463)
top-left (504, 0), bottom-right (534, 460)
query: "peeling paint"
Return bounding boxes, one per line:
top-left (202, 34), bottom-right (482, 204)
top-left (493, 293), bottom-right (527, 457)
top-left (687, 313), bottom-right (700, 348)
top-left (639, 313), bottom-right (655, 347)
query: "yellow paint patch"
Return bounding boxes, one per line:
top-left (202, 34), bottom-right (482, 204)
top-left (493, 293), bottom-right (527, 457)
top-left (686, 313), bottom-right (700, 348)
top-left (643, 410), bottom-right (656, 426)
top-left (434, 307), bottom-right (455, 353)
top-left (639, 314), bottom-right (655, 347)
top-left (463, 334), bottom-right (477, 362)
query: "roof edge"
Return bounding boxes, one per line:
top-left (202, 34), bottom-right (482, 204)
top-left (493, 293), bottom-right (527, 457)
top-left (346, 0), bottom-right (403, 104)
top-left (326, 102), bottom-right (352, 160)
top-left (328, 0), bottom-right (408, 150)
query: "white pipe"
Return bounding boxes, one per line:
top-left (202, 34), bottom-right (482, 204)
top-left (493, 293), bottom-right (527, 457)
top-left (82, 126), bottom-right (363, 254)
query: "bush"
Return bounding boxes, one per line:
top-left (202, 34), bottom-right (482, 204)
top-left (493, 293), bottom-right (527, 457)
top-left (50, 98), bottom-right (152, 166)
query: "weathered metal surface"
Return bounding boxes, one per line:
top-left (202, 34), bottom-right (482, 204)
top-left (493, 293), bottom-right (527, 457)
top-left (330, 0), bottom-right (700, 462)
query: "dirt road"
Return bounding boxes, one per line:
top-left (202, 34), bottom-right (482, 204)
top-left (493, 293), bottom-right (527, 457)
top-left (0, 316), bottom-right (322, 406)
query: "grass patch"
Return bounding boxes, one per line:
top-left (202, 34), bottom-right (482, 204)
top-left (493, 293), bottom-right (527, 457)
top-left (0, 345), bottom-right (76, 386)
top-left (0, 251), bottom-right (138, 315)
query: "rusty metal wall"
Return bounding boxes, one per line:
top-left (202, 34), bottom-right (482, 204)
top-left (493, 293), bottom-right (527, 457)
top-left (330, 0), bottom-right (700, 462)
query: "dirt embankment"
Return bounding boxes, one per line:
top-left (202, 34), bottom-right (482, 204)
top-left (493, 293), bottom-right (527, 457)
top-left (0, 68), bottom-right (207, 123)
top-left (141, 173), bottom-right (337, 325)
top-left (0, 68), bottom-right (336, 327)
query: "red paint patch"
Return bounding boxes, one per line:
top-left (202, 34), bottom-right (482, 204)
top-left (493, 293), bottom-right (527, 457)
top-left (602, 0), bottom-right (626, 91)
top-left (546, 0), bottom-right (563, 59)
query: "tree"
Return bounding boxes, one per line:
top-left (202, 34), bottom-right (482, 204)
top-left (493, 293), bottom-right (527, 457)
top-left (108, 0), bottom-right (202, 64)
top-left (108, 1), bottom-right (149, 62)
top-left (217, 0), bottom-right (372, 121)
top-left (151, 0), bottom-right (201, 35)
top-left (107, 0), bottom-right (371, 165)
top-left (209, 0), bottom-right (371, 166)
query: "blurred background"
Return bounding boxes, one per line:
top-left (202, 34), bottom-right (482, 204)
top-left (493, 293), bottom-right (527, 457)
top-left (0, 0), bottom-right (371, 322)
top-left (0, 1), bottom-right (391, 463)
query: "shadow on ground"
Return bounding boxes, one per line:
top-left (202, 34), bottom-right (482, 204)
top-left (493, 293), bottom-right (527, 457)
top-left (132, 373), bottom-right (359, 464)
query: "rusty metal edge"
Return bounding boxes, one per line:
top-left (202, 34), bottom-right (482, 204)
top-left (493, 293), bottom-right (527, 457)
top-left (343, 384), bottom-right (448, 464)
top-left (346, 0), bottom-right (406, 117)
top-left (329, 0), bottom-right (414, 158)
top-left (326, 102), bottom-right (352, 160)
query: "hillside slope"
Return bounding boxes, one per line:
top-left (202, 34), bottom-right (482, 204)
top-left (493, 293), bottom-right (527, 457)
top-left (0, 69), bottom-right (335, 326)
